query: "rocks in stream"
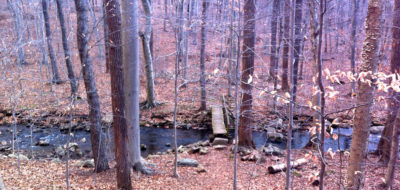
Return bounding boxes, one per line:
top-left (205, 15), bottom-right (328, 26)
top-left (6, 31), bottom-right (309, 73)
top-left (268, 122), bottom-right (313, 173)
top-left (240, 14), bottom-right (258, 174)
top-left (36, 139), bottom-right (50, 146)
top-left (212, 137), bottom-right (228, 146)
top-left (267, 132), bottom-right (285, 143)
top-left (260, 144), bottom-right (284, 156)
top-left (177, 158), bottom-right (199, 167)
top-left (370, 125), bottom-right (385, 134)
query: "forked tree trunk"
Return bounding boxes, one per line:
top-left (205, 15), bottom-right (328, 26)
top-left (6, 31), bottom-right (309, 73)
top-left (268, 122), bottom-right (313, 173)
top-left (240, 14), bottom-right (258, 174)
top-left (141, 0), bottom-right (157, 108)
top-left (56, 0), bottom-right (77, 95)
top-left (377, 0), bottom-right (400, 165)
top-left (121, 0), bottom-right (142, 170)
top-left (346, 0), bottom-right (383, 189)
top-left (103, 0), bottom-right (132, 189)
top-left (42, 0), bottom-right (61, 84)
top-left (281, 0), bottom-right (290, 92)
top-left (74, 0), bottom-right (110, 173)
top-left (238, 0), bottom-right (256, 148)
top-left (7, 0), bottom-right (27, 65)
top-left (199, 0), bottom-right (208, 111)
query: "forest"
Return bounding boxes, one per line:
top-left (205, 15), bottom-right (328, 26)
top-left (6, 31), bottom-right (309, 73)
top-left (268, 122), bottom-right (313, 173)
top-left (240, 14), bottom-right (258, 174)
top-left (0, 0), bottom-right (399, 189)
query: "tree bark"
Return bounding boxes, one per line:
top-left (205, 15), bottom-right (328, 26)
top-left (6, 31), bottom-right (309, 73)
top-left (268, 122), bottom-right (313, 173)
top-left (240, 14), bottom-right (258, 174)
top-left (42, 0), bottom-right (61, 84)
top-left (377, 0), bottom-right (400, 165)
top-left (121, 0), bottom-right (142, 170)
top-left (384, 111), bottom-right (400, 189)
top-left (199, 0), bottom-right (208, 111)
top-left (292, 0), bottom-right (303, 102)
top-left (56, 0), bottom-right (77, 95)
top-left (74, 0), bottom-right (110, 173)
top-left (281, 0), bottom-right (291, 92)
top-left (103, 3), bottom-right (110, 73)
top-left (238, 0), bottom-right (256, 148)
top-left (346, 0), bottom-right (383, 189)
top-left (103, 0), bottom-right (132, 189)
top-left (269, 0), bottom-right (279, 81)
top-left (140, 0), bottom-right (157, 108)
top-left (7, 0), bottom-right (27, 65)
top-left (350, 0), bottom-right (360, 94)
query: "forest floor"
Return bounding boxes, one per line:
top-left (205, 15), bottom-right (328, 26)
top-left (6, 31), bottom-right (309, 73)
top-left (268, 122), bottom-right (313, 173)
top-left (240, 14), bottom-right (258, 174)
top-left (0, 148), bottom-right (399, 190)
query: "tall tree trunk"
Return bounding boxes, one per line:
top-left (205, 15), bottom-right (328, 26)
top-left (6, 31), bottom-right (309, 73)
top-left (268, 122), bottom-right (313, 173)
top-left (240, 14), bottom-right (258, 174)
top-left (227, 0), bottom-right (236, 97)
top-left (384, 111), bottom-right (400, 189)
top-left (350, 0), bottom-right (360, 94)
top-left (7, 0), bottom-right (27, 65)
top-left (164, 0), bottom-right (168, 31)
top-left (140, 0), bottom-right (157, 108)
top-left (292, 0), bottom-right (303, 102)
top-left (56, 0), bottom-right (77, 95)
top-left (103, 3), bottom-right (110, 73)
top-left (346, 0), bottom-right (383, 189)
top-left (377, 0), bottom-right (400, 165)
top-left (74, 0), bottom-right (110, 173)
top-left (269, 0), bottom-right (279, 81)
top-left (121, 0), bottom-right (142, 170)
top-left (103, 0), bottom-right (132, 189)
top-left (238, 0), bottom-right (256, 148)
top-left (43, 0), bottom-right (61, 84)
top-left (281, 0), bottom-right (290, 92)
top-left (176, 0), bottom-right (185, 75)
top-left (199, 0), bottom-right (208, 111)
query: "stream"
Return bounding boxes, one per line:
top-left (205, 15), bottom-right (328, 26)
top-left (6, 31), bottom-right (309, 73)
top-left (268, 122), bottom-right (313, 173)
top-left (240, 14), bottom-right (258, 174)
top-left (0, 125), bottom-right (390, 159)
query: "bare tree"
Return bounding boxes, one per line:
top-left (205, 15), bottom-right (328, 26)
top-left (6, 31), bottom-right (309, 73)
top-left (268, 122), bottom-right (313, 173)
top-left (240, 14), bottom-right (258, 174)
top-left (103, 0), bottom-right (132, 189)
top-left (7, 0), bottom-right (27, 65)
top-left (238, 0), bottom-right (256, 148)
top-left (269, 0), bottom-right (279, 81)
top-left (122, 0), bottom-right (143, 171)
top-left (377, 0), bottom-right (400, 165)
top-left (199, 0), bottom-right (208, 111)
top-left (140, 0), bottom-right (158, 108)
top-left (350, 0), bottom-right (360, 94)
top-left (74, 0), bottom-right (110, 173)
top-left (346, 0), bottom-right (383, 189)
top-left (42, 0), bottom-right (61, 84)
top-left (281, 0), bottom-right (291, 92)
top-left (56, 0), bottom-right (77, 95)
top-left (384, 112), bottom-right (400, 189)
top-left (292, 0), bottom-right (303, 102)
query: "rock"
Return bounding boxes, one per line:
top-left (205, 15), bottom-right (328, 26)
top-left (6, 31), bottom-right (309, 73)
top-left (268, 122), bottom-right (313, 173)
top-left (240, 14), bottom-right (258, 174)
top-left (241, 153), bottom-right (259, 162)
top-left (270, 156), bottom-right (280, 161)
top-left (177, 145), bottom-right (188, 153)
top-left (82, 159), bottom-right (95, 168)
top-left (165, 143), bottom-right (171, 147)
top-left (213, 145), bottom-right (227, 150)
top-left (331, 118), bottom-right (343, 128)
top-left (199, 147), bottom-right (209, 155)
top-left (200, 140), bottom-right (210, 147)
top-left (8, 154), bottom-right (29, 161)
top-left (267, 118), bottom-right (284, 129)
top-left (196, 165), bottom-right (207, 173)
top-left (370, 126), bottom-right (385, 134)
top-left (265, 127), bottom-right (276, 134)
top-left (0, 154), bottom-right (6, 159)
top-left (140, 144), bottom-right (147, 150)
top-left (80, 138), bottom-right (86, 143)
top-left (267, 132), bottom-right (285, 142)
top-left (1, 141), bottom-right (6, 146)
top-left (188, 146), bottom-right (200, 154)
top-left (147, 154), bottom-right (160, 159)
top-left (55, 146), bottom-right (65, 157)
top-left (32, 128), bottom-right (43, 133)
top-left (177, 158), bottom-right (199, 167)
top-left (36, 138), bottom-right (50, 146)
top-left (212, 137), bottom-right (228, 146)
top-left (261, 144), bottom-right (284, 156)
top-left (166, 149), bottom-right (173, 154)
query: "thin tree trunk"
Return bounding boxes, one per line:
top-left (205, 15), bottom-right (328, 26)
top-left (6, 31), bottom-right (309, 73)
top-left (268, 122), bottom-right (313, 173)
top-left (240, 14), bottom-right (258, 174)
top-left (350, 0), bottom-right (359, 94)
top-left (199, 0), bottom-right (208, 111)
top-left (164, 0), bottom-right (168, 31)
top-left (7, 0), bottom-right (27, 65)
top-left (384, 111), bottom-right (400, 189)
top-left (238, 0), bottom-right (256, 148)
top-left (227, 0), bottom-right (236, 97)
top-left (292, 0), bottom-right (303, 102)
top-left (141, 0), bottom-right (157, 108)
top-left (43, 0), bottom-right (61, 84)
top-left (346, 0), bottom-right (383, 189)
top-left (121, 0), bottom-right (142, 170)
top-left (269, 0), bottom-right (279, 81)
top-left (281, 0), bottom-right (290, 92)
top-left (56, 0), bottom-right (77, 95)
top-left (103, 3), bottom-right (110, 73)
top-left (103, 0), bottom-right (132, 189)
top-left (74, 0), bottom-right (110, 173)
top-left (176, 0), bottom-right (185, 75)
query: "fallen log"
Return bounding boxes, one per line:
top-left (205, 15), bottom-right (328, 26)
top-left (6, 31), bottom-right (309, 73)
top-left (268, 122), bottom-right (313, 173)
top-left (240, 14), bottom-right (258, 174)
top-left (0, 174), bottom-right (5, 190)
top-left (267, 158), bottom-right (308, 174)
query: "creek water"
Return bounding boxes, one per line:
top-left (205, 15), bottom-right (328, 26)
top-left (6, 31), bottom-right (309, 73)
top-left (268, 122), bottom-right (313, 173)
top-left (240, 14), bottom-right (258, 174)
top-left (0, 125), bottom-right (388, 159)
